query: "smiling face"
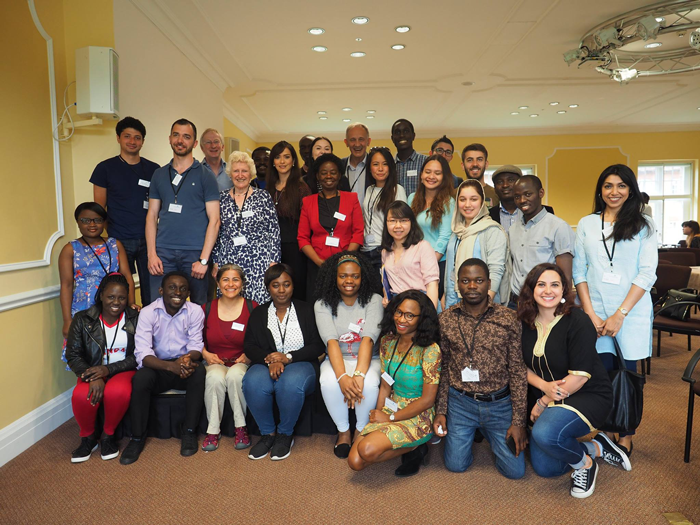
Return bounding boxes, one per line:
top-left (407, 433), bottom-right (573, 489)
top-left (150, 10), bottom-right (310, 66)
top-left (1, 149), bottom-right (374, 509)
top-left (77, 209), bottom-right (106, 239)
top-left (421, 160), bottom-right (444, 191)
top-left (169, 124), bottom-right (197, 158)
top-left (117, 127), bottom-right (144, 157)
top-left (317, 160), bottom-right (341, 192)
top-left (493, 173), bottom-right (519, 202)
top-left (431, 141), bottom-right (454, 163)
top-left (252, 149), bottom-right (270, 179)
top-left (268, 272), bottom-right (293, 307)
top-left (336, 261), bottom-right (361, 301)
top-left (533, 270), bottom-right (563, 311)
top-left (458, 185), bottom-right (483, 223)
top-left (312, 139), bottom-right (332, 161)
top-left (100, 282), bottom-right (128, 320)
top-left (230, 161), bottom-right (252, 192)
top-left (391, 120), bottom-right (415, 153)
top-left (369, 151), bottom-right (389, 184)
top-left (386, 210), bottom-right (411, 245)
top-left (273, 148), bottom-right (293, 177)
top-left (457, 264), bottom-right (490, 306)
top-left (200, 131), bottom-right (223, 161)
top-left (160, 275), bottom-right (190, 314)
top-left (394, 298), bottom-right (420, 336)
top-left (345, 126), bottom-right (370, 162)
top-left (218, 269), bottom-right (243, 299)
top-left (601, 174), bottom-right (630, 214)
top-left (513, 179), bottom-right (544, 220)
top-left (462, 150), bottom-right (488, 181)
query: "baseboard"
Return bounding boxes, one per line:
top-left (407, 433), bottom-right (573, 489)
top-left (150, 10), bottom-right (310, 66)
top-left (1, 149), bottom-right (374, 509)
top-left (0, 387), bottom-right (74, 468)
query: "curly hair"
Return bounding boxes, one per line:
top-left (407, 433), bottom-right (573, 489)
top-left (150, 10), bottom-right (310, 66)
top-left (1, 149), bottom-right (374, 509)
top-left (379, 290), bottom-right (440, 348)
top-left (226, 151), bottom-right (256, 179)
top-left (93, 272), bottom-right (129, 311)
top-left (410, 154), bottom-right (455, 229)
top-left (315, 251), bottom-right (381, 316)
top-left (517, 263), bottom-right (578, 329)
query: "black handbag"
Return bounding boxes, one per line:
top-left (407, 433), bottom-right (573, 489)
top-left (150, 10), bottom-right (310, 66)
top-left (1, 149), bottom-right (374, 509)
top-left (600, 337), bottom-right (645, 433)
top-left (659, 289), bottom-right (698, 321)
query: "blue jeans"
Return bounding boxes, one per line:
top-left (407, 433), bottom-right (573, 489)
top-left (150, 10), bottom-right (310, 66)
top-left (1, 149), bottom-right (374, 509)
top-left (443, 387), bottom-right (525, 479)
top-left (242, 362), bottom-right (316, 435)
top-left (149, 248), bottom-right (208, 305)
top-left (120, 238), bottom-right (151, 306)
top-left (599, 353), bottom-right (638, 437)
top-left (529, 406), bottom-right (592, 477)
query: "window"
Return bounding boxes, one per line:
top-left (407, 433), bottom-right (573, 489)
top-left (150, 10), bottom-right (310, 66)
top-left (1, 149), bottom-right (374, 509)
top-left (637, 162), bottom-right (694, 245)
top-left (483, 165), bottom-right (536, 186)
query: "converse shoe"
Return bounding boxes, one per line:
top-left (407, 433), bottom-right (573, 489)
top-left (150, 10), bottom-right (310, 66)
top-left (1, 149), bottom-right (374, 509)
top-left (71, 436), bottom-right (98, 463)
top-left (593, 433), bottom-right (632, 471)
top-left (248, 434), bottom-right (276, 460)
top-left (100, 435), bottom-right (120, 461)
top-left (270, 433), bottom-right (294, 461)
top-left (234, 426), bottom-right (251, 450)
top-left (570, 459), bottom-right (598, 499)
top-left (202, 433), bottom-right (220, 452)
top-left (181, 427), bottom-right (199, 457)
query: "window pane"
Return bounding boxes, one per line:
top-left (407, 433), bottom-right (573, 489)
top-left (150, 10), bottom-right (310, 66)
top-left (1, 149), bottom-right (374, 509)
top-left (663, 164), bottom-right (691, 196)
top-left (662, 198), bottom-right (691, 245)
top-left (638, 165), bottom-right (663, 196)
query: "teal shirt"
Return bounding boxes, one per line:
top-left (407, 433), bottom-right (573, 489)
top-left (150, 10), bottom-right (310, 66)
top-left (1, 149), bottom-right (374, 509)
top-left (407, 193), bottom-right (454, 262)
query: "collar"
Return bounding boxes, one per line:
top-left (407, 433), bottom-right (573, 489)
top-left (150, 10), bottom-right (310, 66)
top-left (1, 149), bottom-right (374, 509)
top-left (522, 206), bottom-right (548, 226)
top-left (395, 149), bottom-right (419, 164)
top-left (499, 202), bottom-right (519, 216)
top-left (153, 297), bottom-right (190, 318)
top-left (347, 154), bottom-right (367, 170)
top-left (202, 158), bottom-right (226, 173)
top-left (168, 158), bottom-right (201, 171)
top-left (454, 296), bottom-right (494, 318)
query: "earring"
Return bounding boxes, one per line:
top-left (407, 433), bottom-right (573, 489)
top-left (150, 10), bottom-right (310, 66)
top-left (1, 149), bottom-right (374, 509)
top-left (560, 298), bottom-right (566, 304)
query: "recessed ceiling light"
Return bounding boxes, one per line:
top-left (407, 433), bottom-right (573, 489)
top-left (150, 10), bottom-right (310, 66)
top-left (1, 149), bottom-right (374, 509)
top-left (342, 107), bottom-right (352, 112)
top-left (366, 116), bottom-right (374, 119)
top-left (557, 110), bottom-right (567, 114)
top-left (350, 51), bottom-right (366, 58)
top-left (395, 26), bottom-right (410, 33)
top-left (319, 117), bottom-right (328, 120)
top-left (569, 104), bottom-right (579, 108)
top-left (352, 16), bottom-right (369, 25)
top-left (342, 118), bottom-right (351, 122)
top-left (308, 28), bottom-right (325, 35)
top-left (317, 111), bottom-right (326, 115)
top-left (391, 44), bottom-right (405, 50)
top-left (655, 17), bottom-right (665, 23)
top-left (510, 112), bottom-right (519, 115)
top-left (645, 42), bottom-right (662, 48)
top-left (549, 102), bottom-right (559, 106)
top-left (461, 81), bottom-right (474, 86)
top-left (312, 46), bottom-right (327, 53)
top-left (518, 106), bottom-right (529, 109)
top-left (367, 110), bottom-right (376, 114)
top-left (356, 38), bottom-right (362, 42)
top-left (530, 114), bottom-right (539, 117)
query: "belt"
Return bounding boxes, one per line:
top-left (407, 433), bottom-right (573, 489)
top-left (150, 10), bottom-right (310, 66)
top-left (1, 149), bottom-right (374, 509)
top-left (452, 385), bottom-right (510, 402)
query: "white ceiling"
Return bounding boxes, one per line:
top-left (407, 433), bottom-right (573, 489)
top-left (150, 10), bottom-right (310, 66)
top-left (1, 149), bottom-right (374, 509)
top-left (131, 0), bottom-right (700, 141)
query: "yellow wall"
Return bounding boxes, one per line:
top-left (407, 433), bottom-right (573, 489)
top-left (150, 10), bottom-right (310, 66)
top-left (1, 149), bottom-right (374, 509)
top-left (224, 119), bottom-right (257, 156)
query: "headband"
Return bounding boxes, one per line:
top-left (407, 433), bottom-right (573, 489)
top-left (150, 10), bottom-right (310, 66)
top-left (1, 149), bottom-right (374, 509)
top-left (337, 254), bottom-right (360, 268)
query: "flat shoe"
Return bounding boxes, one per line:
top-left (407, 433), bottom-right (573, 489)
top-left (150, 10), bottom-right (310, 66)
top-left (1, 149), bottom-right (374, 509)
top-left (334, 443), bottom-right (351, 459)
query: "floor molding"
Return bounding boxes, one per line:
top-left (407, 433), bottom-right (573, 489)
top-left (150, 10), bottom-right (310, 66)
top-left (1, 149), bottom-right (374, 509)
top-left (0, 387), bottom-right (74, 468)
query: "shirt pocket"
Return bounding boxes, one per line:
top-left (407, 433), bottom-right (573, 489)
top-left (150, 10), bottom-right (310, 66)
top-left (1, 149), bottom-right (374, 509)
top-left (528, 239), bottom-right (553, 262)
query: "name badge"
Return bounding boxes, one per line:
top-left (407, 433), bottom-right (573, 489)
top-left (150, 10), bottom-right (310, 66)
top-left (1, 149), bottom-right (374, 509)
top-left (325, 236), bottom-right (340, 247)
top-left (333, 212), bottom-right (346, 221)
top-left (602, 272), bottom-right (622, 285)
top-left (407, 169), bottom-right (417, 177)
top-left (143, 200), bottom-right (149, 210)
top-left (365, 234), bottom-right (376, 244)
top-left (168, 203), bottom-right (183, 214)
top-left (233, 236), bottom-right (248, 246)
top-left (384, 398), bottom-right (399, 412)
top-left (348, 322), bottom-right (362, 333)
top-left (381, 371), bottom-right (395, 386)
top-left (461, 366), bottom-right (480, 382)
top-left (172, 174), bottom-right (182, 186)
top-left (242, 210), bottom-right (254, 218)
top-left (231, 322), bottom-right (245, 331)
top-left (138, 179), bottom-right (151, 188)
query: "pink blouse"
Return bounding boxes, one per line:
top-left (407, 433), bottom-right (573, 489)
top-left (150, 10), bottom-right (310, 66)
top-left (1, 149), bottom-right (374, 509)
top-left (381, 240), bottom-right (440, 294)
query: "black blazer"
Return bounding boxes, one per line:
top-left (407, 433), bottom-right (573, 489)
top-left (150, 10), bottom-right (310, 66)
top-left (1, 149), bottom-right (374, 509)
top-left (489, 204), bottom-right (555, 224)
top-left (340, 156), bottom-right (373, 194)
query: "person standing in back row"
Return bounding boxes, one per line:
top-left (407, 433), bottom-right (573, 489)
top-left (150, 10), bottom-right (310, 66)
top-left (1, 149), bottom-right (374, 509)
top-left (200, 128), bottom-right (231, 192)
top-left (391, 119), bottom-right (428, 196)
top-left (460, 144), bottom-right (499, 208)
top-left (341, 123), bottom-right (373, 207)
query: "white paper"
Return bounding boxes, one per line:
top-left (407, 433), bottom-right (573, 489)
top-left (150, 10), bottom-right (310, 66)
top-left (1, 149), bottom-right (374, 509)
top-left (461, 366), bottom-right (480, 382)
top-left (333, 212), bottom-right (346, 221)
top-left (168, 203), bottom-right (183, 214)
top-left (142, 201), bottom-right (149, 210)
top-left (384, 398), bottom-right (399, 412)
top-left (348, 322), bottom-right (362, 333)
top-left (602, 272), bottom-right (622, 285)
top-left (381, 371), bottom-right (395, 386)
top-left (325, 236), bottom-right (340, 247)
top-left (231, 322), bottom-right (245, 331)
top-left (242, 210), bottom-right (254, 218)
top-left (233, 236), bottom-right (248, 246)
top-left (172, 174), bottom-right (182, 186)
top-left (138, 179), bottom-right (151, 188)
top-left (407, 170), bottom-right (417, 177)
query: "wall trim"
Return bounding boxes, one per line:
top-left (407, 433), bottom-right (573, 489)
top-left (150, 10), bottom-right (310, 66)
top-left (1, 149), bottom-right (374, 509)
top-left (0, 387), bottom-right (74, 468)
top-left (223, 102), bottom-right (260, 143)
top-left (0, 285), bottom-right (60, 314)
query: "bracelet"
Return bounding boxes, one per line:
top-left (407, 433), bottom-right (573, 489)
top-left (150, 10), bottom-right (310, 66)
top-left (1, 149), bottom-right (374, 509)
top-left (353, 371), bottom-right (366, 378)
top-left (536, 398), bottom-right (547, 409)
top-left (337, 372), bottom-right (349, 383)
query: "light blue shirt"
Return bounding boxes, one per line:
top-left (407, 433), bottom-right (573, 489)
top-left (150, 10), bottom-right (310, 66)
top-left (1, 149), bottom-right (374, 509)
top-left (499, 203), bottom-right (522, 233)
top-left (203, 159), bottom-right (231, 192)
top-left (407, 193), bottom-right (454, 262)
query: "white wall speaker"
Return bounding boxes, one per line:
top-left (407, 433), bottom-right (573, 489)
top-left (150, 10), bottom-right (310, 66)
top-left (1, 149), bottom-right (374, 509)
top-left (75, 46), bottom-right (119, 118)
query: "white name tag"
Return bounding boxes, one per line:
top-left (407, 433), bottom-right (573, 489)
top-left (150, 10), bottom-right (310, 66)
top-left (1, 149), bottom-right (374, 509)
top-left (602, 272), bottom-right (622, 285)
top-left (333, 212), bottom-right (346, 221)
top-left (242, 210), bottom-right (254, 218)
top-left (143, 200), bottom-right (149, 210)
top-left (461, 366), bottom-right (480, 382)
top-left (381, 371), bottom-right (395, 386)
top-left (384, 398), bottom-right (399, 412)
top-left (365, 234), bottom-right (376, 244)
top-left (168, 203), bottom-right (183, 213)
top-left (138, 179), bottom-right (151, 188)
top-left (233, 236), bottom-right (248, 246)
top-left (348, 322), bottom-right (362, 333)
top-left (231, 322), bottom-right (245, 331)
top-left (172, 174), bottom-right (182, 186)
top-left (407, 169), bottom-right (417, 177)
top-left (325, 236), bottom-right (340, 247)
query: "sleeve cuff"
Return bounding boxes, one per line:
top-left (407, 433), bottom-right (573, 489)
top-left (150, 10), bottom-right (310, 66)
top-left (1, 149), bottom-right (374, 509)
top-left (568, 370), bottom-right (592, 379)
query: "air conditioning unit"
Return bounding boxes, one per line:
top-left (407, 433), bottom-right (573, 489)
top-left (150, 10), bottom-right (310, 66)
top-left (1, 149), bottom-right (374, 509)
top-left (226, 137), bottom-right (240, 157)
top-left (75, 46), bottom-right (119, 118)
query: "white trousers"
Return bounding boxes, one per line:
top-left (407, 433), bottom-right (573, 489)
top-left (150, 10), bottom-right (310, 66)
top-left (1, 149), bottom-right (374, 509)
top-left (204, 363), bottom-right (248, 433)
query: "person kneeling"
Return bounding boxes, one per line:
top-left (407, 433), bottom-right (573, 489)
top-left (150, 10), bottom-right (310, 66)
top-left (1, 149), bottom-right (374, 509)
top-left (120, 271), bottom-right (206, 465)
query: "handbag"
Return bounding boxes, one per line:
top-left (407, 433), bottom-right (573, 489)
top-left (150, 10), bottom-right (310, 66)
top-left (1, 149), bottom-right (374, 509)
top-left (659, 289), bottom-right (698, 321)
top-left (600, 337), bottom-right (645, 433)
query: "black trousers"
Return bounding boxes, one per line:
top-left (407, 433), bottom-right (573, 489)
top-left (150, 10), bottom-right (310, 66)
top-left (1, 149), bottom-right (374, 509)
top-left (129, 364), bottom-right (205, 437)
top-left (280, 241), bottom-right (307, 301)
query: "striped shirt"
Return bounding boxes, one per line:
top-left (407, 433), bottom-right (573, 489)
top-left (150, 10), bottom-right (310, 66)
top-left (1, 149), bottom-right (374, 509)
top-left (395, 150), bottom-right (428, 195)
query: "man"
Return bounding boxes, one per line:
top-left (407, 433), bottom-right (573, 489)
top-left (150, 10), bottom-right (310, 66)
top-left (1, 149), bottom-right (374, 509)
top-left (298, 135), bottom-right (315, 178)
top-left (340, 123), bottom-right (372, 206)
top-left (429, 135), bottom-right (461, 188)
top-left (251, 146), bottom-right (270, 189)
top-left (508, 175), bottom-right (575, 305)
top-left (391, 119), bottom-right (428, 195)
top-left (146, 118), bottom-right (221, 305)
top-left (120, 272), bottom-right (205, 465)
top-left (434, 258), bottom-right (528, 479)
top-left (490, 166), bottom-right (555, 232)
top-left (461, 143), bottom-right (499, 208)
top-left (91, 116), bottom-right (160, 305)
top-left (200, 128), bottom-right (231, 192)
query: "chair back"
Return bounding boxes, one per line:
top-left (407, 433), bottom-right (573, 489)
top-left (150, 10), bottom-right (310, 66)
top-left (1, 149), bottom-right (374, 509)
top-left (657, 251), bottom-right (696, 267)
top-left (655, 264), bottom-right (692, 300)
top-left (666, 248), bottom-right (700, 266)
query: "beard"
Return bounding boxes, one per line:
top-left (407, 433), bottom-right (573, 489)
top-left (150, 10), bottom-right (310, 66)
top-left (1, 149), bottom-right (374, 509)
top-left (466, 166), bottom-right (485, 180)
top-left (172, 143), bottom-right (194, 157)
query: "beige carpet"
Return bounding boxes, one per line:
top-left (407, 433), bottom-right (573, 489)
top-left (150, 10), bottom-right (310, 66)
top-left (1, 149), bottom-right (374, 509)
top-left (1, 331), bottom-right (699, 525)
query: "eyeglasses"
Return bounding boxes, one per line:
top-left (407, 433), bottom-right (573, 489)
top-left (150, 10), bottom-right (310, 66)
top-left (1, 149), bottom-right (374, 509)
top-left (203, 140), bottom-right (222, 146)
top-left (434, 147), bottom-right (453, 156)
top-left (387, 218), bottom-right (410, 226)
top-left (394, 309), bottom-right (416, 322)
top-left (78, 218), bottom-right (105, 225)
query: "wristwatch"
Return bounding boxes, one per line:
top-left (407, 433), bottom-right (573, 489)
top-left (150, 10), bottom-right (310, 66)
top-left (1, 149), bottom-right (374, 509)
top-left (617, 307), bottom-right (629, 316)
top-left (199, 258), bottom-right (208, 265)
top-left (285, 352), bottom-right (293, 362)
top-left (389, 413), bottom-right (395, 421)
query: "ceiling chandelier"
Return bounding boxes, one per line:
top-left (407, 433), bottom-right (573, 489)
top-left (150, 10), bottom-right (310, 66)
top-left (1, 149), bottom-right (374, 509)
top-left (564, 0), bottom-right (700, 83)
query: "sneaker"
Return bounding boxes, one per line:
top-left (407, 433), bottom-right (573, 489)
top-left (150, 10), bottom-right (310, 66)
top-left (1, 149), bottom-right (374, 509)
top-left (71, 436), bottom-right (98, 463)
top-left (570, 459), bottom-right (598, 499)
top-left (100, 435), bottom-right (120, 461)
top-left (248, 434), bottom-right (276, 460)
top-left (202, 433), bottom-right (220, 452)
top-left (181, 428), bottom-right (199, 457)
top-left (270, 433), bottom-right (294, 461)
top-left (234, 426), bottom-right (251, 450)
top-left (593, 433), bottom-right (632, 471)
top-left (119, 438), bottom-right (145, 465)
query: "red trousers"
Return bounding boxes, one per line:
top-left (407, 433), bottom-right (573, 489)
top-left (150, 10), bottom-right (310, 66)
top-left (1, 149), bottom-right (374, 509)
top-left (72, 370), bottom-right (135, 437)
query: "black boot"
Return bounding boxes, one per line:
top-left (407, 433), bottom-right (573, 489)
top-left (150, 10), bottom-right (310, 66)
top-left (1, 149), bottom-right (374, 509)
top-left (395, 444), bottom-right (429, 477)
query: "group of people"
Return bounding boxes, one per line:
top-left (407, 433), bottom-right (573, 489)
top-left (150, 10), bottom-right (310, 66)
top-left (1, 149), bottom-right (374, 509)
top-left (59, 115), bottom-right (658, 499)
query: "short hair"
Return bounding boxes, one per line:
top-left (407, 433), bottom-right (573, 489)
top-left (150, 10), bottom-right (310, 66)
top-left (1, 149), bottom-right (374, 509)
top-left (116, 117), bottom-right (146, 138)
top-left (315, 251), bottom-right (381, 316)
top-left (309, 153), bottom-right (343, 181)
top-left (381, 201), bottom-right (424, 251)
top-left (170, 118), bottom-right (197, 140)
top-left (200, 128), bottom-right (223, 145)
top-left (391, 118), bottom-right (415, 135)
top-left (74, 202), bottom-right (107, 222)
top-left (216, 263), bottom-right (247, 294)
top-left (379, 290), bottom-right (440, 348)
top-left (461, 143), bottom-right (488, 163)
top-left (93, 272), bottom-right (129, 311)
top-left (226, 151), bottom-right (256, 179)
top-left (458, 257), bottom-right (490, 279)
top-left (683, 221), bottom-right (700, 235)
top-left (431, 135), bottom-right (454, 151)
top-left (264, 263), bottom-right (295, 289)
top-left (518, 263), bottom-right (577, 329)
top-left (517, 174), bottom-right (543, 191)
top-left (346, 123), bottom-right (370, 137)
top-left (252, 146), bottom-right (270, 157)
top-left (161, 270), bottom-right (190, 289)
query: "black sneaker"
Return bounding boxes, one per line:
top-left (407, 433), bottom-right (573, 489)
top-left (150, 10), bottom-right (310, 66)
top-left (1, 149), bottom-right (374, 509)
top-left (119, 438), bottom-right (145, 465)
top-left (100, 435), bottom-right (119, 461)
top-left (71, 436), bottom-right (98, 463)
top-left (270, 433), bottom-right (294, 461)
top-left (593, 433), bottom-right (631, 471)
top-left (248, 434), bottom-right (276, 460)
top-left (181, 428), bottom-right (198, 457)
top-left (570, 459), bottom-right (598, 499)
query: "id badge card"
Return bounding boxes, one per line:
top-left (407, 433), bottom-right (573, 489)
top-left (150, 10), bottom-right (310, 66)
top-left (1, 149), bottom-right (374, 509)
top-left (381, 371), bottom-right (395, 386)
top-left (461, 366), bottom-right (480, 382)
top-left (138, 179), bottom-right (151, 188)
top-left (348, 322), bottom-right (362, 333)
top-left (172, 174), bottom-right (182, 186)
top-left (602, 272), bottom-right (622, 285)
top-left (407, 169), bottom-right (417, 177)
top-left (231, 322), bottom-right (245, 331)
top-left (333, 211), bottom-right (346, 221)
top-left (384, 397), bottom-right (399, 412)
top-left (143, 200), bottom-right (149, 210)
top-left (325, 236), bottom-right (340, 247)
top-left (242, 210), bottom-right (254, 218)
top-left (365, 234), bottom-right (376, 244)
top-left (233, 236), bottom-right (248, 246)
top-left (168, 203), bottom-right (183, 213)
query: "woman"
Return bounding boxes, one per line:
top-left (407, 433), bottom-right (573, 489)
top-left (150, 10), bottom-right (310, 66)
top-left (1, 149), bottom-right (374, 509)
top-left (305, 137), bottom-right (351, 194)
top-left (59, 202), bottom-right (136, 366)
top-left (211, 151), bottom-right (280, 304)
top-left (573, 164), bottom-right (657, 462)
top-left (519, 263), bottom-right (620, 499)
top-left (408, 154), bottom-right (455, 301)
top-left (298, 153), bottom-right (364, 301)
top-left (682, 220), bottom-right (700, 248)
top-left (266, 141), bottom-right (311, 300)
top-left (381, 201), bottom-right (440, 308)
top-left (242, 264), bottom-right (324, 461)
top-left (65, 273), bottom-right (138, 463)
top-left (445, 180), bottom-right (510, 308)
top-left (201, 264), bottom-right (258, 452)
top-left (348, 290), bottom-right (441, 477)
top-left (311, 136), bottom-right (333, 160)
top-left (362, 147), bottom-right (407, 275)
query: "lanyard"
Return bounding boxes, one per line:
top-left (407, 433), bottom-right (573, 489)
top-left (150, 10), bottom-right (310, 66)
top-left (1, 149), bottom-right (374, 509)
top-left (169, 164), bottom-right (194, 204)
top-left (367, 186), bottom-right (383, 229)
top-left (118, 156), bottom-right (149, 200)
top-left (600, 214), bottom-right (616, 267)
top-left (387, 339), bottom-right (415, 380)
top-left (319, 191), bottom-right (340, 235)
top-left (456, 310), bottom-right (486, 367)
top-left (233, 186), bottom-right (251, 230)
top-left (276, 307), bottom-right (291, 351)
top-left (99, 313), bottom-right (122, 364)
top-left (346, 161), bottom-right (366, 193)
top-left (81, 238), bottom-right (113, 275)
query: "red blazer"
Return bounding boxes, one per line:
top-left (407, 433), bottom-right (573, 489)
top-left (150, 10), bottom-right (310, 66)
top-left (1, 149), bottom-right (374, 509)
top-left (297, 191), bottom-right (364, 260)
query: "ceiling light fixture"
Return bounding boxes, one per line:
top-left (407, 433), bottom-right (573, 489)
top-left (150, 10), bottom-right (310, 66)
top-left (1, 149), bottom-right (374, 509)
top-left (557, 110), bottom-right (567, 114)
top-left (308, 28), bottom-right (325, 35)
top-left (366, 116), bottom-right (374, 119)
top-left (356, 38), bottom-right (362, 42)
top-left (612, 67), bottom-right (639, 83)
top-left (350, 51), bottom-right (366, 58)
top-left (518, 106), bottom-right (529, 109)
top-left (530, 114), bottom-right (539, 117)
top-left (510, 112), bottom-right (519, 115)
top-left (645, 42), bottom-right (663, 48)
top-left (549, 102), bottom-right (559, 106)
top-left (312, 46), bottom-right (327, 53)
top-left (636, 15), bottom-right (661, 41)
top-left (342, 118), bottom-right (351, 122)
top-left (367, 110), bottom-right (376, 113)
top-left (391, 44), bottom-right (405, 50)
top-left (656, 17), bottom-right (665, 23)
top-left (569, 104), bottom-right (579, 108)
top-left (342, 107), bottom-right (352, 112)
top-left (352, 16), bottom-right (369, 25)
top-left (319, 117), bottom-right (328, 120)
top-left (317, 111), bottom-right (326, 115)
top-left (395, 26), bottom-right (410, 33)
